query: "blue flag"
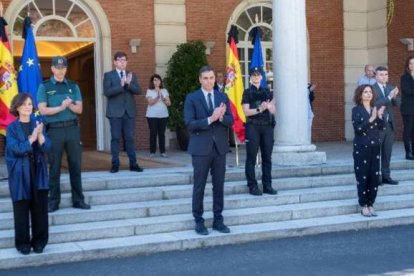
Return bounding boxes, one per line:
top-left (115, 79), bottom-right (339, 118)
top-left (18, 17), bottom-right (42, 108)
top-left (249, 27), bottom-right (267, 88)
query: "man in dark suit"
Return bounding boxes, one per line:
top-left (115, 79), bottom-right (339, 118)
top-left (372, 66), bottom-right (401, 185)
top-left (184, 65), bottom-right (234, 235)
top-left (103, 51), bottom-right (143, 173)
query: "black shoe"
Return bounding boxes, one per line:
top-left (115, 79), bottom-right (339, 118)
top-left (48, 202), bottom-right (59, 213)
top-left (249, 186), bottom-right (262, 196)
top-left (195, 223), bottom-right (209, 235)
top-left (33, 245), bottom-right (44, 254)
top-left (263, 186), bottom-right (278, 195)
top-left (18, 246), bottom-right (31, 255)
top-left (130, 164), bottom-right (144, 172)
top-left (406, 153), bottom-right (414, 160)
top-left (110, 165), bottom-right (119, 173)
top-left (73, 201), bottom-right (91, 210)
top-left (212, 222), bottom-right (230, 233)
top-left (382, 177), bottom-right (399, 185)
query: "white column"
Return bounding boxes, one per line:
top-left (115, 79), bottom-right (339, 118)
top-left (272, 0), bottom-right (326, 165)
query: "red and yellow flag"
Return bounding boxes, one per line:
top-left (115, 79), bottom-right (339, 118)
top-left (0, 17), bottom-right (18, 135)
top-left (225, 26), bottom-right (245, 142)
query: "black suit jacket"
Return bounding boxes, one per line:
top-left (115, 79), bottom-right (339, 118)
top-left (400, 73), bottom-right (414, 115)
top-left (184, 89), bottom-right (234, 156)
top-left (352, 105), bottom-right (383, 147)
top-left (372, 82), bottom-right (401, 130)
top-left (103, 70), bottom-right (141, 118)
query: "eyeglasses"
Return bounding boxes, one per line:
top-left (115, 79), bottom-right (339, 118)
top-left (116, 58), bottom-right (127, 62)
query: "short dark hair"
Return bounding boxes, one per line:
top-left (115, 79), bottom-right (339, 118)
top-left (376, 66), bottom-right (388, 73)
top-left (353, 84), bottom-right (376, 107)
top-left (10, 93), bottom-right (33, 117)
top-left (199, 65), bottom-right (215, 76)
top-left (114, 51), bottom-right (127, 60)
top-left (404, 56), bottom-right (414, 74)
top-left (148, 74), bottom-right (163, 89)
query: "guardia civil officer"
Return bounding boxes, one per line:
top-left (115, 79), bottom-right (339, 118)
top-left (242, 67), bottom-right (277, 196)
top-left (37, 56), bottom-right (90, 212)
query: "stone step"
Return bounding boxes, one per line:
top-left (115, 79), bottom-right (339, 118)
top-left (1, 207), bottom-right (414, 269)
top-left (1, 168), bottom-right (414, 213)
top-left (0, 181), bottom-right (413, 231)
top-left (0, 192), bottom-right (413, 249)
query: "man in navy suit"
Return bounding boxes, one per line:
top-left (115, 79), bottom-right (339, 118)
top-left (184, 65), bottom-right (234, 235)
top-left (372, 66), bottom-right (401, 185)
top-left (103, 51), bottom-right (143, 173)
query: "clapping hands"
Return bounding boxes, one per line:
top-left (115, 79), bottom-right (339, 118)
top-left (210, 103), bottom-right (227, 122)
top-left (29, 121), bottom-right (45, 145)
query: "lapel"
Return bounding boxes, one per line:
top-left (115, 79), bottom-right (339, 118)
top-left (374, 83), bottom-right (386, 99)
top-left (213, 90), bottom-right (222, 109)
top-left (197, 90), bottom-right (209, 115)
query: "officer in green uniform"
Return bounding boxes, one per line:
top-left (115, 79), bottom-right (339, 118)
top-left (37, 56), bottom-right (91, 213)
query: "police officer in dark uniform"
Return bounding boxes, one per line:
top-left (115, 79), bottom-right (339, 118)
top-left (37, 56), bottom-right (90, 212)
top-left (242, 67), bottom-right (277, 196)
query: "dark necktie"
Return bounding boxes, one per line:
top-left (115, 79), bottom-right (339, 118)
top-left (382, 85), bottom-right (386, 97)
top-left (207, 93), bottom-right (214, 115)
top-left (120, 71), bottom-right (124, 79)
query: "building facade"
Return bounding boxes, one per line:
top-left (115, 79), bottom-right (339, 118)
top-left (0, 0), bottom-right (412, 152)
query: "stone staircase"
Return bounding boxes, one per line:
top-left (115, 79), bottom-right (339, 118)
top-left (1, 161), bottom-right (414, 269)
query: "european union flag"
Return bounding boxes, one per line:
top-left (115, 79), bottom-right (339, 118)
top-left (18, 17), bottom-right (42, 108)
top-left (249, 26), bottom-right (267, 89)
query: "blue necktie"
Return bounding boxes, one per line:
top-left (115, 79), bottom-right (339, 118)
top-left (208, 93), bottom-right (214, 115)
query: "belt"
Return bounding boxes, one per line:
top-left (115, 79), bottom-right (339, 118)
top-left (247, 118), bottom-right (270, 126)
top-left (47, 119), bottom-right (78, 128)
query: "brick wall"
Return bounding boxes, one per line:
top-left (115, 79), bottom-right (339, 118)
top-left (186, 0), bottom-right (345, 142)
top-left (387, 0), bottom-right (414, 141)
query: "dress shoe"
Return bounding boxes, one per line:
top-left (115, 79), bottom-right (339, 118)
top-left (33, 245), bottom-right (44, 254)
top-left (195, 223), bottom-right (209, 235)
top-left (263, 186), bottom-right (278, 195)
top-left (368, 206), bottom-right (377, 217)
top-left (249, 186), bottom-right (262, 196)
top-left (73, 201), bottom-right (91, 210)
top-left (110, 165), bottom-right (119, 173)
top-left (18, 246), bottom-right (31, 255)
top-left (212, 222), bottom-right (230, 233)
top-left (130, 164), bottom-right (144, 172)
top-left (406, 153), bottom-right (414, 160)
top-left (361, 206), bottom-right (371, 217)
top-left (48, 202), bottom-right (59, 213)
top-left (382, 177), bottom-right (399, 185)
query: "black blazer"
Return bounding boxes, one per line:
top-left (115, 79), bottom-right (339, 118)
top-left (103, 70), bottom-right (141, 118)
top-left (372, 82), bottom-right (401, 130)
top-left (352, 105), bottom-right (383, 147)
top-left (400, 73), bottom-right (414, 115)
top-left (184, 89), bottom-right (234, 156)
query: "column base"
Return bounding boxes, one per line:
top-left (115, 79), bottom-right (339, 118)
top-left (273, 144), bottom-right (327, 166)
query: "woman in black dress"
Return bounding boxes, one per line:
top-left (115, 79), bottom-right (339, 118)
top-left (352, 85), bottom-right (385, 217)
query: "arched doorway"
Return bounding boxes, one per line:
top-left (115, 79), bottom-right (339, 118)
top-left (5, 0), bottom-right (112, 151)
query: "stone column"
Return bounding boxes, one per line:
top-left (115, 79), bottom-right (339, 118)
top-left (272, 0), bottom-right (326, 165)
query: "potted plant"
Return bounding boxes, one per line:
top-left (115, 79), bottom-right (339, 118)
top-left (164, 40), bottom-right (207, 150)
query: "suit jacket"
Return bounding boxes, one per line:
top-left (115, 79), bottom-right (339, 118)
top-left (372, 82), bottom-right (401, 130)
top-left (184, 89), bottom-right (234, 156)
top-left (400, 73), bottom-right (414, 115)
top-left (352, 105), bottom-right (383, 147)
top-left (103, 70), bottom-right (141, 118)
top-left (6, 118), bottom-right (51, 202)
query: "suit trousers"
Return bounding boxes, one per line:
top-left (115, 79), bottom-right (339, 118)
top-left (245, 123), bottom-right (274, 189)
top-left (12, 190), bottom-right (48, 251)
top-left (353, 145), bottom-right (380, 207)
top-left (110, 113), bottom-right (137, 166)
top-left (192, 145), bottom-right (226, 224)
top-left (402, 115), bottom-right (414, 154)
top-left (379, 122), bottom-right (395, 178)
top-left (146, 117), bottom-right (168, 154)
top-left (48, 124), bottom-right (84, 204)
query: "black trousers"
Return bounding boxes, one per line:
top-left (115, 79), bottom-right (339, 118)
top-left (245, 123), bottom-right (274, 189)
top-left (353, 145), bottom-right (380, 207)
top-left (192, 146), bottom-right (226, 224)
top-left (146, 117), bottom-right (168, 154)
top-left (402, 115), bottom-right (414, 154)
top-left (12, 190), bottom-right (49, 251)
top-left (48, 124), bottom-right (84, 204)
top-left (379, 122), bottom-right (394, 178)
top-left (110, 113), bottom-right (137, 166)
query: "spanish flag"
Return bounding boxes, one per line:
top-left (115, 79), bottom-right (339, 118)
top-left (0, 17), bottom-right (17, 135)
top-left (225, 25), bottom-right (245, 142)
